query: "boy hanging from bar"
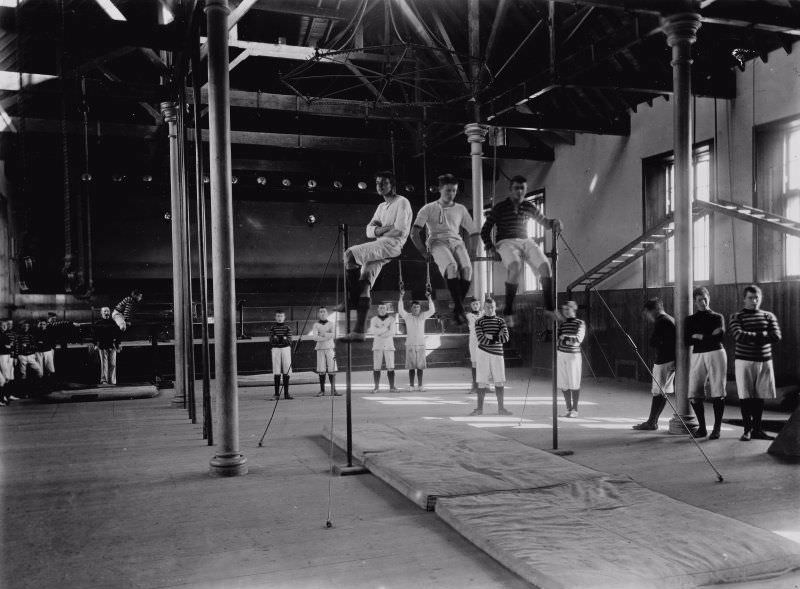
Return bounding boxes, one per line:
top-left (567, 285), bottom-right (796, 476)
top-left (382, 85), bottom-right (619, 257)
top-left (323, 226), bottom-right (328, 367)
top-left (369, 302), bottom-right (398, 393)
top-left (338, 171), bottom-right (413, 342)
top-left (557, 301), bottom-right (586, 418)
top-left (269, 310), bottom-right (293, 400)
top-left (471, 298), bottom-right (511, 416)
top-left (410, 173), bottom-right (479, 325)
top-left (309, 307), bottom-right (340, 397)
top-left (398, 290), bottom-right (435, 392)
top-left (480, 175), bottom-right (563, 325)
top-left (465, 298), bottom-right (483, 393)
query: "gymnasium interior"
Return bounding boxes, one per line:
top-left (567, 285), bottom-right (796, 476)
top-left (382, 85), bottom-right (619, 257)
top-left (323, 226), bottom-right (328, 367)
top-left (1, 1), bottom-right (800, 588)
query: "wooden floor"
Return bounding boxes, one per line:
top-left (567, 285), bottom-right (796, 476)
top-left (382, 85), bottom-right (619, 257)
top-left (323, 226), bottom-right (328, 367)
top-left (2, 367), bottom-right (799, 588)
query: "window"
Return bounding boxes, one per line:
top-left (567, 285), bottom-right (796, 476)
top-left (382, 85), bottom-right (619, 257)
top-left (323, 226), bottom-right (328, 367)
top-left (664, 146), bottom-right (712, 283)
top-left (785, 127), bottom-right (800, 276)
top-left (523, 191), bottom-right (546, 291)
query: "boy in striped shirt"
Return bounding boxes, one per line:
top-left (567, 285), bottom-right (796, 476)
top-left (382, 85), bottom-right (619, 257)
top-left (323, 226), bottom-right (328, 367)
top-left (112, 289), bottom-right (143, 332)
top-left (269, 311), bottom-right (294, 400)
top-left (480, 175), bottom-right (562, 324)
top-left (729, 285), bottom-right (782, 441)
top-left (471, 299), bottom-right (511, 416)
top-left (465, 298), bottom-right (483, 394)
top-left (369, 303), bottom-right (398, 393)
top-left (398, 292), bottom-right (435, 391)
top-left (557, 301), bottom-right (586, 418)
top-left (309, 307), bottom-right (339, 397)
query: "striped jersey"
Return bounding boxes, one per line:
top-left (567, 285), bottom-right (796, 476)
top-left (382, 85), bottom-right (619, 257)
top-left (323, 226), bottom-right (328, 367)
top-left (14, 331), bottom-right (36, 356)
top-left (475, 315), bottom-right (510, 356)
top-left (557, 318), bottom-right (586, 353)
top-left (481, 197), bottom-right (551, 248)
top-left (370, 315), bottom-right (396, 351)
top-left (114, 296), bottom-right (138, 321)
top-left (268, 323), bottom-right (293, 348)
top-left (729, 308), bottom-right (781, 362)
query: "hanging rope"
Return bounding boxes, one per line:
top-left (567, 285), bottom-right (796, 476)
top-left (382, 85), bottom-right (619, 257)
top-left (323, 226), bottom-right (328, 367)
top-left (325, 249), bottom-right (343, 529)
top-left (420, 125), bottom-right (432, 295)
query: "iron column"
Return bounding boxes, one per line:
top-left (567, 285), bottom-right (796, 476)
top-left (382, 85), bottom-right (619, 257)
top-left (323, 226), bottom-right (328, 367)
top-left (465, 122), bottom-right (489, 301)
top-left (206, 0), bottom-right (247, 476)
top-left (161, 101), bottom-right (187, 409)
top-left (663, 12), bottom-right (701, 434)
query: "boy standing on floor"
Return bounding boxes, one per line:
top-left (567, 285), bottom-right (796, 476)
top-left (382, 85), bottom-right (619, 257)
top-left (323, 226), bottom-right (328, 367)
top-left (309, 307), bottom-right (340, 397)
top-left (557, 301), bottom-right (586, 418)
top-left (269, 311), bottom-right (294, 400)
top-left (465, 298), bottom-right (483, 393)
top-left (398, 292), bottom-right (435, 391)
top-left (92, 307), bottom-right (122, 386)
top-left (729, 285), bottom-right (781, 441)
top-left (633, 298), bottom-right (676, 431)
top-left (686, 287), bottom-right (727, 439)
top-left (369, 303), bottom-right (398, 393)
top-left (0, 320), bottom-right (13, 405)
top-left (471, 299), bottom-right (511, 416)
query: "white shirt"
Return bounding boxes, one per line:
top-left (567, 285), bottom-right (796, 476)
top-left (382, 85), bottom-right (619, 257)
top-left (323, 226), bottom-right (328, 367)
top-left (309, 321), bottom-right (336, 351)
top-left (369, 315), bottom-right (396, 351)
top-left (398, 299), bottom-right (435, 347)
top-left (466, 310), bottom-right (483, 348)
top-left (365, 195), bottom-right (413, 248)
top-left (414, 201), bottom-right (474, 245)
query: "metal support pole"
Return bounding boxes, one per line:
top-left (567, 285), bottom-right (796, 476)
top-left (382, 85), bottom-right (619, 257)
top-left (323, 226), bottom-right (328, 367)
top-left (191, 31), bottom-right (213, 444)
top-left (178, 89), bottom-right (197, 423)
top-left (663, 12), bottom-right (701, 435)
top-left (551, 228), bottom-right (559, 450)
top-left (465, 123), bottom-right (489, 301)
top-left (206, 0), bottom-right (247, 477)
top-left (161, 101), bottom-right (187, 409)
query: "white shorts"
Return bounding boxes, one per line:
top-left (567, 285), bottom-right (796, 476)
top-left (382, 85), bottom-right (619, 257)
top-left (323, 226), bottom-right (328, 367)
top-left (316, 349), bottom-right (337, 374)
top-left (689, 349), bottom-right (727, 399)
top-left (0, 354), bottom-right (14, 382)
top-left (557, 351), bottom-right (582, 390)
top-left (405, 345), bottom-right (427, 370)
top-left (476, 348), bottom-right (505, 387)
top-left (496, 238), bottom-right (549, 273)
top-left (347, 238), bottom-right (402, 286)
top-left (373, 349), bottom-right (395, 371)
top-left (734, 359), bottom-right (776, 400)
top-left (111, 310), bottom-right (127, 331)
top-left (429, 237), bottom-right (471, 276)
top-left (651, 361), bottom-right (675, 396)
top-left (271, 346), bottom-right (292, 375)
top-left (18, 353), bottom-right (43, 379)
top-left (469, 338), bottom-right (478, 366)
top-left (36, 349), bottom-right (55, 375)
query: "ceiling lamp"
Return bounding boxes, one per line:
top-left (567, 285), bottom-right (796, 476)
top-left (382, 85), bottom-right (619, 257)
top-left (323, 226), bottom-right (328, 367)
top-left (111, 174), bottom-right (126, 183)
top-left (202, 175), bottom-right (210, 184)
top-left (307, 179), bottom-right (317, 189)
top-left (357, 181), bottom-right (367, 190)
top-left (257, 176), bottom-right (267, 186)
top-left (81, 172), bottom-right (92, 182)
top-left (404, 184), bottom-right (414, 193)
top-left (282, 178), bottom-right (292, 187)
top-left (142, 175), bottom-right (153, 183)
top-left (231, 176), bottom-right (238, 184)
top-left (332, 180), bottom-right (343, 189)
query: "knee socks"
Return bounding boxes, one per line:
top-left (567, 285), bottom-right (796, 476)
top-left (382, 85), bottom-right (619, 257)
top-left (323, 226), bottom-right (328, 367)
top-left (408, 370), bottom-right (416, 387)
top-left (751, 398), bottom-right (765, 433)
top-left (328, 374), bottom-right (336, 392)
top-left (691, 400), bottom-right (706, 431)
top-left (496, 386), bottom-right (505, 411)
top-left (471, 367), bottom-right (477, 388)
top-left (319, 374), bottom-right (326, 393)
top-left (712, 398), bottom-right (724, 431)
top-left (459, 278), bottom-right (471, 303)
top-left (504, 282), bottom-right (518, 314)
top-left (282, 374), bottom-right (290, 398)
top-left (387, 370), bottom-right (395, 389)
top-left (562, 390), bottom-right (573, 411)
top-left (740, 399), bottom-right (753, 432)
top-left (373, 370), bottom-right (381, 389)
top-left (477, 388), bottom-right (487, 411)
top-left (416, 369), bottom-right (423, 387)
top-left (353, 296), bottom-right (371, 334)
top-left (540, 276), bottom-right (554, 311)
top-left (648, 395), bottom-right (667, 425)
top-left (446, 278), bottom-right (464, 313)
top-left (274, 375), bottom-right (281, 397)
top-left (571, 389), bottom-right (580, 411)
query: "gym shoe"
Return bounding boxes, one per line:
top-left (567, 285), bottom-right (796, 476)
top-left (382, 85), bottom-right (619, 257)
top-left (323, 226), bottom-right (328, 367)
top-left (407, 386), bottom-right (416, 392)
top-left (316, 391), bottom-right (326, 397)
top-left (388, 387), bottom-right (399, 393)
top-left (562, 411), bottom-right (572, 418)
top-left (469, 408), bottom-right (483, 416)
top-left (284, 394), bottom-right (294, 400)
top-left (751, 430), bottom-right (775, 441)
top-left (693, 428), bottom-right (708, 438)
top-left (739, 430), bottom-right (751, 441)
top-left (498, 408), bottom-right (513, 416)
top-left (708, 429), bottom-right (721, 440)
top-left (331, 390), bottom-right (342, 397)
top-left (417, 385), bottom-right (426, 392)
top-left (370, 388), bottom-right (380, 394)
top-left (632, 421), bottom-right (657, 431)
top-left (568, 410), bottom-right (579, 418)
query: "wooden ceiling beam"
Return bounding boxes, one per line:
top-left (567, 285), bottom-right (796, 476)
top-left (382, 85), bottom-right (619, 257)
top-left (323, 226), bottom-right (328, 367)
top-left (250, 0), bottom-right (350, 21)
top-left (489, 110), bottom-right (630, 135)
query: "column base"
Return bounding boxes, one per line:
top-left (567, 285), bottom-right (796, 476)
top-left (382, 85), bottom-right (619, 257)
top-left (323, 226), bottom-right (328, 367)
top-left (170, 394), bottom-right (185, 407)
top-left (332, 464), bottom-right (369, 476)
top-left (668, 413), bottom-right (698, 435)
top-left (209, 453), bottom-right (248, 477)
top-left (547, 449), bottom-right (575, 457)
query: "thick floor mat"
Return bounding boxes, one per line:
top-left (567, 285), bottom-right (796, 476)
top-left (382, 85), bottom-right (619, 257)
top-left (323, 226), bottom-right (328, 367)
top-left (436, 478), bottom-right (800, 589)
top-left (46, 384), bottom-right (159, 402)
top-left (324, 421), bottom-right (600, 509)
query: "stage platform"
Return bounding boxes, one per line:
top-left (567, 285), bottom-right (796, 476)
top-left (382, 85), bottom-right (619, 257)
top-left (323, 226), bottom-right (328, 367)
top-left (324, 420), bottom-right (800, 588)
